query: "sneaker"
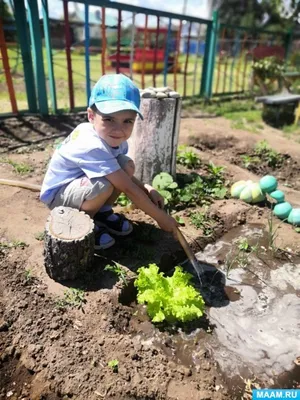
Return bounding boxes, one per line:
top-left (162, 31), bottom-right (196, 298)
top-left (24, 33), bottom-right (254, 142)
top-left (94, 226), bottom-right (115, 250)
top-left (94, 209), bottom-right (133, 236)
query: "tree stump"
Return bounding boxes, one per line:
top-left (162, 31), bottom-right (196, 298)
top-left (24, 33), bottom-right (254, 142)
top-left (44, 206), bottom-right (94, 281)
top-left (128, 94), bottom-right (182, 185)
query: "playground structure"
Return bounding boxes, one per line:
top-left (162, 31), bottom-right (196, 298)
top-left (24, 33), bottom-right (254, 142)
top-left (107, 27), bottom-right (181, 74)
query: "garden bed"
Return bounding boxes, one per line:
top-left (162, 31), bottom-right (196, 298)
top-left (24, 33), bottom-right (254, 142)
top-left (0, 113), bottom-right (300, 399)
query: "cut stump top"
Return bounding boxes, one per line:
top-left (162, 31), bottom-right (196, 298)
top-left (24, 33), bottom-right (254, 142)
top-left (48, 207), bottom-right (94, 241)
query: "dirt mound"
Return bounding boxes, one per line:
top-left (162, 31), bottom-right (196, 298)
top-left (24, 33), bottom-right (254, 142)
top-left (189, 134), bottom-right (238, 151)
top-left (231, 149), bottom-right (300, 190)
top-left (0, 114), bottom-right (87, 153)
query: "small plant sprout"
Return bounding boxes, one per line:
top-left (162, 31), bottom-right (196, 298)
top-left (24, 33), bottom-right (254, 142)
top-left (267, 211), bottom-right (282, 254)
top-left (34, 231), bottom-right (45, 241)
top-left (240, 154), bottom-right (260, 169)
top-left (254, 140), bottom-right (284, 168)
top-left (177, 146), bottom-right (201, 169)
top-left (224, 248), bottom-right (248, 278)
top-left (237, 237), bottom-right (251, 252)
top-left (175, 215), bottom-right (185, 226)
top-left (116, 193), bottom-right (131, 207)
top-left (56, 288), bottom-right (86, 309)
top-left (236, 237), bottom-right (259, 254)
top-left (108, 359), bottom-right (119, 373)
top-left (0, 158), bottom-right (34, 175)
top-left (0, 240), bottom-right (28, 249)
top-left (104, 264), bottom-right (128, 286)
top-left (24, 268), bottom-right (33, 282)
top-left (190, 209), bottom-right (216, 237)
top-left (206, 161), bottom-right (225, 178)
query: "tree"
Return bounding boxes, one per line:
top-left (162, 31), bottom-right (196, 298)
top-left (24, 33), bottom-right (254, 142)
top-left (217, 0), bottom-right (296, 31)
top-left (0, 0), bottom-right (14, 21)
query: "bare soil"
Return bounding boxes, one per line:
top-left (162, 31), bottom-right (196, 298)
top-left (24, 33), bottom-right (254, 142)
top-left (0, 113), bottom-right (299, 400)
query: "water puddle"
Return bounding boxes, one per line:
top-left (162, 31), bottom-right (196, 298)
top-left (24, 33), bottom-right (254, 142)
top-left (188, 224), bottom-right (300, 392)
top-left (122, 224), bottom-right (300, 395)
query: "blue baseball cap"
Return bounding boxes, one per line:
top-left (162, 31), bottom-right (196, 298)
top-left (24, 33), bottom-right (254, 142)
top-left (89, 74), bottom-right (143, 119)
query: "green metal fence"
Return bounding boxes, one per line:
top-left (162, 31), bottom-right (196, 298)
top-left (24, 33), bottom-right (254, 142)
top-left (0, 0), bottom-right (294, 116)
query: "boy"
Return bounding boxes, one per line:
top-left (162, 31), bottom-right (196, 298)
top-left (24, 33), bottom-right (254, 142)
top-left (40, 74), bottom-right (178, 249)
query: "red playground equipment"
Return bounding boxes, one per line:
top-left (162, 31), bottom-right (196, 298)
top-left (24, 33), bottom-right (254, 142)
top-left (108, 27), bottom-right (181, 74)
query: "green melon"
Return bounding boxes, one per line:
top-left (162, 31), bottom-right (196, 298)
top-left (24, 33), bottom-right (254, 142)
top-left (287, 209), bottom-right (300, 226)
top-left (259, 175), bottom-right (278, 193)
top-left (239, 186), bottom-right (253, 203)
top-left (249, 182), bottom-right (265, 203)
top-left (269, 190), bottom-right (285, 203)
top-left (231, 180), bottom-right (249, 198)
top-left (273, 202), bottom-right (293, 220)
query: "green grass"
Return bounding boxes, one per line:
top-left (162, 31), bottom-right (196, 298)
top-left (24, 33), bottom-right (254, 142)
top-left (0, 158), bottom-right (34, 175)
top-left (2, 46), bottom-right (254, 114)
top-left (56, 288), bottom-right (86, 309)
top-left (34, 232), bottom-right (45, 241)
top-left (282, 124), bottom-right (300, 142)
top-left (186, 99), bottom-right (264, 133)
top-left (0, 240), bottom-right (28, 249)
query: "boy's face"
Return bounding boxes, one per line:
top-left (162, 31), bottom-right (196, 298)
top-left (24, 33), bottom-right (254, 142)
top-left (87, 108), bottom-right (137, 147)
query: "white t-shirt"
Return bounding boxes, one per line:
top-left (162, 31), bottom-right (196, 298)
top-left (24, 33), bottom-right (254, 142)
top-left (40, 122), bottom-right (128, 205)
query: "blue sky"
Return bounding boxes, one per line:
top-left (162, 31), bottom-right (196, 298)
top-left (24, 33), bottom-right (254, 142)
top-left (37, 0), bottom-right (211, 22)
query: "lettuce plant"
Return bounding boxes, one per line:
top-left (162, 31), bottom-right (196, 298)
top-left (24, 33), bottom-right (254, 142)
top-left (134, 264), bottom-right (205, 323)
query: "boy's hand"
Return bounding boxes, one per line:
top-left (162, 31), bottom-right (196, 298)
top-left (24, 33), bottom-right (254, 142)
top-left (157, 213), bottom-right (179, 239)
top-left (144, 184), bottom-right (164, 209)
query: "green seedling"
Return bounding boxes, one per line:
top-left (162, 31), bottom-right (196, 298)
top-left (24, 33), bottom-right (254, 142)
top-left (236, 237), bottom-right (259, 254)
top-left (0, 158), bottom-right (34, 175)
top-left (104, 264), bottom-right (128, 286)
top-left (175, 215), bottom-right (185, 226)
top-left (224, 248), bottom-right (249, 278)
top-left (108, 359), bottom-right (119, 372)
top-left (240, 154), bottom-right (260, 168)
top-left (56, 288), bottom-right (86, 309)
top-left (237, 237), bottom-right (251, 252)
top-left (24, 268), bottom-right (33, 282)
top-left (0, 240), bottom-right (28, 249)
top-left (190, 209), bottom-right (216, 237)
top-left (206, 161), bottom-right (225, 178)
top-left (34, 231), bottom-right (45, 241)
top-left (267, 211), bottom-right (280, 254)
top-left (295, 228), bottom-right (300, 233)
top-left (152, 172), bottom-right (178, 205)
top-left (152, 163), bottom-right (227, 212)
top-left (116, 193), bottom-right (131, 207)
top-left (177, 146), bottom-right (201, 169)
top-left (254, 140), bottom-right (284, 168)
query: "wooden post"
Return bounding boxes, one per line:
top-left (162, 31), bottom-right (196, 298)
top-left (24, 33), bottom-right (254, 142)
top-left (128, 88), bottom-right (181, 185)
top-left (44, 207), bottom-right (94, 281)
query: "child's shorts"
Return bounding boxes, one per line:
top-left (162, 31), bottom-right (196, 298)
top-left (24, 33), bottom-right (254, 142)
top-left (49, 154), bottom-right (132, 210)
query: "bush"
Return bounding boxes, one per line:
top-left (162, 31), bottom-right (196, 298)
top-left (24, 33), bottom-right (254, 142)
top-left (252, 56), bottom-right (285, 82)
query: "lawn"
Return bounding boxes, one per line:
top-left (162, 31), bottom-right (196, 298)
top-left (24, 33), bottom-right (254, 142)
top-left (1, 45), bottom-right (253, 114)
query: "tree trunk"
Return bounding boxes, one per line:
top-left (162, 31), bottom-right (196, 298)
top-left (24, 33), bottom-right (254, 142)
top-left (128, 97), bottom-right (182, 185)
top-left (44, 206), bottom-right (94, 282)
